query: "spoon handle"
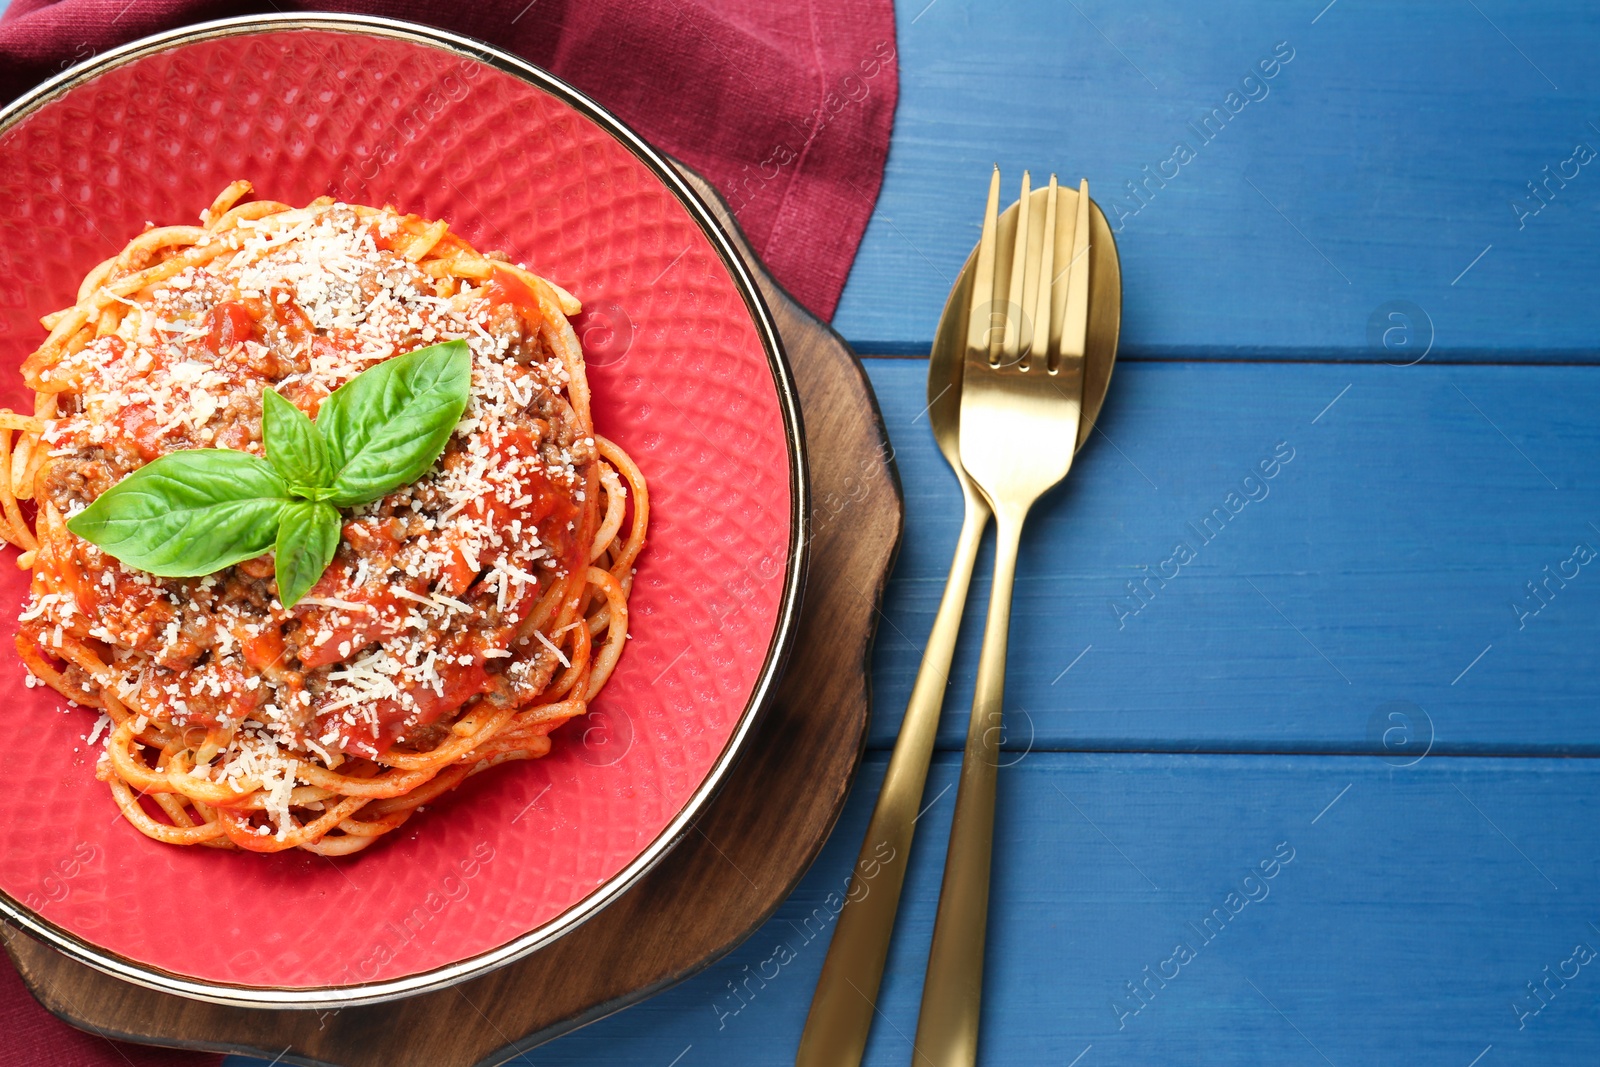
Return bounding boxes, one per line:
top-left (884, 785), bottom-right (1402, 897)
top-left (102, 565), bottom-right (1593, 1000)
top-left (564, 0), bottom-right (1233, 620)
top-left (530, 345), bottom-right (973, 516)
top-left (913, 501), bottom-right (1026, 1067)
top-left (795, 482), bottom-right (990, 1067)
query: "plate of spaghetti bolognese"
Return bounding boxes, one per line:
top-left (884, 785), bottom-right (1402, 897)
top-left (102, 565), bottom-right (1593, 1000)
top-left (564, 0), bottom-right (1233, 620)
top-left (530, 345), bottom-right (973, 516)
top-left (0, 15), bottom-right (804, 1006)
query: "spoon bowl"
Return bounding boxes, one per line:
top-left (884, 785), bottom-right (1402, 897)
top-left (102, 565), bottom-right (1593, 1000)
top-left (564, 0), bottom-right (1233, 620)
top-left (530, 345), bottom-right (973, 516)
top-left (927, 181), bottom-right (1122, 459)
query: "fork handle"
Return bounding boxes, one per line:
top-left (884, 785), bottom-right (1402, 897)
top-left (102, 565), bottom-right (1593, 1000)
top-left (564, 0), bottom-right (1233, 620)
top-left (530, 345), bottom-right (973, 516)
top-left (912, 502), bottom-right (1026, 1067)
top-left (796, 483), bottom-right (990, 1067)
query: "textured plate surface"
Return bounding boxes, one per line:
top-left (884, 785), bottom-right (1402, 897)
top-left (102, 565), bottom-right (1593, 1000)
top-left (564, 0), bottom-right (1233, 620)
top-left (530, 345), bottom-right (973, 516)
top-left (0, 18), bottom-right (801, 1002)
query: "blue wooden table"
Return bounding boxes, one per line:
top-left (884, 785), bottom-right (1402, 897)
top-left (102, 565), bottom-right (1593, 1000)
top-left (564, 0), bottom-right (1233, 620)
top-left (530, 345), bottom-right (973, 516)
top-left (191, 0), bottom-right (1592, 1062)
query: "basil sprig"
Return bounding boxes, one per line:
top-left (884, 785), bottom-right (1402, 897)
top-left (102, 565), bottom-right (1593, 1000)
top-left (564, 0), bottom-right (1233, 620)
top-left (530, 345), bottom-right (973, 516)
top-left (67, 340), bottom-right (472, 607)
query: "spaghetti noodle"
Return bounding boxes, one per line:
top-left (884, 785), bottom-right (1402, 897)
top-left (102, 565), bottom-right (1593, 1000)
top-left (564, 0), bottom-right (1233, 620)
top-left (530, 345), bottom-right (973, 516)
top-left (0, 183), bottom-right (646, 854)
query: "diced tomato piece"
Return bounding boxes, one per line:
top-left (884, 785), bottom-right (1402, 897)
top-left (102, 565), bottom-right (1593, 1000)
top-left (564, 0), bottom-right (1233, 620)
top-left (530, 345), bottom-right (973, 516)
top-left (114, 404), bottom-right (165, 460)
top-left (438, 537), bottom-right (478, 598)
top-left (266, 286), bottom-right (314, 344)
top-left (486, 267), bottom-right (545, 332)
top-left (201, 300), bottom-right (258, 357)
top-left (242, 626), bottom-right (287, 672)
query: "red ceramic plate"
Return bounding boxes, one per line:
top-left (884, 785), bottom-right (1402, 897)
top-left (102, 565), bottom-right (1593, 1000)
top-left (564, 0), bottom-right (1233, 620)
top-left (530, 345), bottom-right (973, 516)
top-left (0, 15), bottom-right (805, 1007)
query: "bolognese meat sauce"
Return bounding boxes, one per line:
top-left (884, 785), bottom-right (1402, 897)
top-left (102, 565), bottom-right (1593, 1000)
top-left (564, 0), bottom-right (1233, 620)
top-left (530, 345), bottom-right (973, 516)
top-left (21, 206), bottom-right (594, 764)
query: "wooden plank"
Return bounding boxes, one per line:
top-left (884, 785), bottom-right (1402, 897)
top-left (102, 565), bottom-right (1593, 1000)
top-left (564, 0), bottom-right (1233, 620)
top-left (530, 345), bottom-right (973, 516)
top-left (419, 751), bottom-right (1600, 1066)
top-left (863, 357), bottom-right (1600, 755)
top-left (833, 0), bottom-right (1600, 359)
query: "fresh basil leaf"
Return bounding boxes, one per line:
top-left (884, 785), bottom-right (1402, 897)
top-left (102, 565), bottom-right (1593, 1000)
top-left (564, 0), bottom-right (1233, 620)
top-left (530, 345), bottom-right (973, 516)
top-left (274, 500), bottom-right (341, 608)
top-left (66, 450), bottom-right (290, 578)
top-left (262, 388), bottom-right (331, 493)
top-left (318, 340), bottom-right (472, 507)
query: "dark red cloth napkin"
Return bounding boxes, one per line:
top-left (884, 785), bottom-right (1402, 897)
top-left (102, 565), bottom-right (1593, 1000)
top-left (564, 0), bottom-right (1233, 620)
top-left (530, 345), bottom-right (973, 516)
top-left (0, 1), bottom-right (896, 1064)
top-left (0, 0), bottom-right (899, 321)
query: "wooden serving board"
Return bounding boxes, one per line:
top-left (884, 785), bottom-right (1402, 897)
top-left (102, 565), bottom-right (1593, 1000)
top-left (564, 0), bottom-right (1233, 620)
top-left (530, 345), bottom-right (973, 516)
top-left (1, 166), bottom-right (904, 1067)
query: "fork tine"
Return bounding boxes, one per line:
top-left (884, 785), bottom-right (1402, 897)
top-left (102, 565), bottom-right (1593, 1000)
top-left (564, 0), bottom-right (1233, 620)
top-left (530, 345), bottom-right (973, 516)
top-left (1031, 174), bottom-right (1058, 371)
top-left (965, 167), bottom-right (1002, 366)
top-left (1059, 178), bottom-right (1092, 369)
top-left (1000, 171), bottom-right (1031, 367)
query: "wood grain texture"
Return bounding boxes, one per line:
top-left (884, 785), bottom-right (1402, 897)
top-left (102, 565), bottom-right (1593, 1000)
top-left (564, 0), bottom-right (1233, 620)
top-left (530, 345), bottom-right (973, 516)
top-left (861, 357), bottom-right (1600, 755)
top-left (490, 750), bottom-right (1600, 1066)
top-left (834, 0), bottom-right (1600, 359)
top-left (3, 166), bottom-right (904, 1067)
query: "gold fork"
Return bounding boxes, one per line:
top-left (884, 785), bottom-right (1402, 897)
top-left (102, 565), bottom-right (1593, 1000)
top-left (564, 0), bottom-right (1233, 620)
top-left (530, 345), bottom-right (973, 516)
top-left (912, 168), bottom-right (1093, 1066)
